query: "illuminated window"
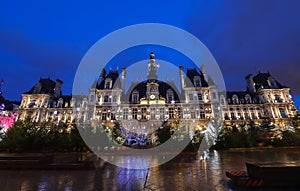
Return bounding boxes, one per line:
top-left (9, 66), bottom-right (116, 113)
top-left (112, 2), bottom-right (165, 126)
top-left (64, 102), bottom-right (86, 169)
top-left (160, 108), bottom-right (165, 120)
top-left (150, 108), bottom-right (156, 120)
top-left (169, 107), bottom-right (174, 119)
top-left (132, 108), bottom-right (138, 120)
top-left (141, 107), bottom-right (147, 120)
top-left (123, 108), bottom-right (128, 120)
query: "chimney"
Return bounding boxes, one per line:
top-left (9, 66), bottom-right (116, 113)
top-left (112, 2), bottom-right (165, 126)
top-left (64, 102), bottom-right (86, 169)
top-left (54, 79), bottom-right (63, 98)
top-left (121, 67), bottom-right (126, 90)
top-left (99, 68), bottom-right (106, 83)
top-left (245, 74), bottom-right (255, 93)
top-left (200, 65), bottom-right (207, 81)
top-left (179, 66), bottom-right (185, 89)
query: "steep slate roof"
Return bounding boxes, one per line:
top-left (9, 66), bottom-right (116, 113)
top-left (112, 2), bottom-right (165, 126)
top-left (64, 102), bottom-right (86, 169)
top-left (207, 75), bottom-right (216, 86)
top-left (26, 78), bottom-right (56, 94)
top-left (253, 72), bottom-right (287, 90)
top-left (125, 80), bottom-right (181, 104)
top-left (90, 79), bottom-right (98, 89)
top-left (97, 70), bottom-right (121, 89)
top-left (185, 68), bottom-right (209, 87)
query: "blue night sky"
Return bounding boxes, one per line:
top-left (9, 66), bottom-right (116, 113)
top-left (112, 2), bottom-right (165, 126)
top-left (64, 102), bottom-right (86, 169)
top-left (1, 0), bottom-right (300, 109)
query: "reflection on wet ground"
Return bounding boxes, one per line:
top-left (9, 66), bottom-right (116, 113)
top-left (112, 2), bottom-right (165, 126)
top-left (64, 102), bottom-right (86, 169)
top-left (0, 148), bottom-right (299, 191)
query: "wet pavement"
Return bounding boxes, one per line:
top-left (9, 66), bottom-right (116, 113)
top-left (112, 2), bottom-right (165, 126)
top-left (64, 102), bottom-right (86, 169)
top-left (0, 147), bottom-right (299, 191)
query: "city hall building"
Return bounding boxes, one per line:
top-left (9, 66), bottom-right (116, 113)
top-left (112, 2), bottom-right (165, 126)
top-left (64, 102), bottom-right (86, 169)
top-left (17, 53), bottom-right (298, 131)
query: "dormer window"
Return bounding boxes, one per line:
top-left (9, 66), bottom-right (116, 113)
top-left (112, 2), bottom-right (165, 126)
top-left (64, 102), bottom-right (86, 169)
top-left (245, 94), bottom-right (252, 104)
top-left (82, 98), bottom-right (87, 108)
top-left (132, 90), bottom-right (139, 103)
top-left (57, 98), bottom-right (63, 108)
top-left (90, 95), bottom-right (94, 102)
top-left (227, 98), bottom-right (231, 104)
top-left (105, 78), bottom-right (112, 89)
top-left (219, 95), bottom-right (225, 105)
top-left (232, 95), bottom-right (239, 104)
top-left (194, 76), bottom-right (201, 87)
top-left (71, 98), bottom-right (76, 107)
top-left (166, 89), bottom-right (174, 103)
top-left (212, 92), bottom-right (217, 99)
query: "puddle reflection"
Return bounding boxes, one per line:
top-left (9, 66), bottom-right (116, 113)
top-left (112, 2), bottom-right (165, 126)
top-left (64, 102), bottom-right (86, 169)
top-left (0, 148), bottom-right (299, 190)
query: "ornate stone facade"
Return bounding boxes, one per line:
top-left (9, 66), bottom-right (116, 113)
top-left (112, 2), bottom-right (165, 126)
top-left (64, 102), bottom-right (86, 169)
top-left (17, 53), bottom-right (298, 131)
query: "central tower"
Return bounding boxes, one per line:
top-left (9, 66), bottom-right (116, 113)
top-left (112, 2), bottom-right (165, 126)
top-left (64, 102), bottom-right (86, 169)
top-left (146, 52), bottom-right (159, 100)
